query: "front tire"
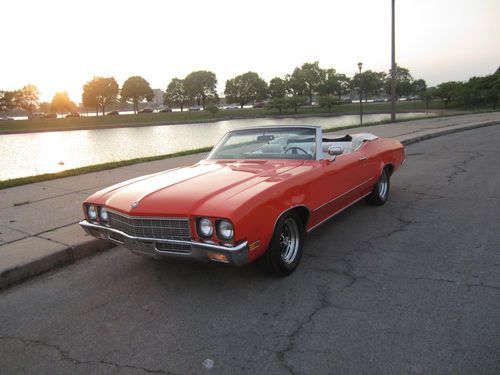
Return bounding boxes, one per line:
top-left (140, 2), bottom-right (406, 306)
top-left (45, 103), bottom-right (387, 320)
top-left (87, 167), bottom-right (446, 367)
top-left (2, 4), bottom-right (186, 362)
top-left (258, 211), bottom-right (305, 277)
top-left (366, 167), bottom-right (390, 206)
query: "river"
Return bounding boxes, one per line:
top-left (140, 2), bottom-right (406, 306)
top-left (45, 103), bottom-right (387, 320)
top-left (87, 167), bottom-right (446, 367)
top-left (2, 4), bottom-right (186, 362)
top-left (0, 112), bottom-right (433, 181)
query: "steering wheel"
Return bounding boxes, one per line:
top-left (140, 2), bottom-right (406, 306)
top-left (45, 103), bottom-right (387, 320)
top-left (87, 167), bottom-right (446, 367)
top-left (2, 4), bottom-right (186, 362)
top-left (284, 146), bottom-right (309, 155)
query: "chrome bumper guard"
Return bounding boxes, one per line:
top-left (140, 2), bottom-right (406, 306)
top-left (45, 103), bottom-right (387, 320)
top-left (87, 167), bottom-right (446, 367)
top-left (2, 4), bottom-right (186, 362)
top-left (79, 220), bottom-right (249, 265)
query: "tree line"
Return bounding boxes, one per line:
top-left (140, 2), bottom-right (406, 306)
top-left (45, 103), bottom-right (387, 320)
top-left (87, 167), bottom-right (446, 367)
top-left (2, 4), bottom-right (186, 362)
top-left (1, 63), bottom-right (499, 116)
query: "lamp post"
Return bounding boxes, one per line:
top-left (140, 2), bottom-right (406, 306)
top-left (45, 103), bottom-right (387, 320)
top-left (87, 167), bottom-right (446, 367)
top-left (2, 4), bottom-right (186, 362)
top-left (358, 62), bottom-right (363, 126)
top-left (390, 0), bottom-right (396, 121)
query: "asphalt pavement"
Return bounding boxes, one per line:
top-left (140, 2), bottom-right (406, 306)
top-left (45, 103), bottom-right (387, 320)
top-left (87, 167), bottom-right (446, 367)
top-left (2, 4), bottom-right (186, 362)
top-left (0, 123), bottom-right (499, 374)
top-left (1, 112), bottom-right (500, 289)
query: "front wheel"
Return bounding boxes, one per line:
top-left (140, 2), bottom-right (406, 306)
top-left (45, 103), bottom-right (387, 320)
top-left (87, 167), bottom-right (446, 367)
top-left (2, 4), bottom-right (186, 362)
top-left (258, 212), bottom-right (305, 277)
top-left (366, 167), bottom-right (390, 206)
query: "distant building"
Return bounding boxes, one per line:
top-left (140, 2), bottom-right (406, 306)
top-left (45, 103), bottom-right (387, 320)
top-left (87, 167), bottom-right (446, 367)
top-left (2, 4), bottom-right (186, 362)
top-left (150, 89), bottom-right (164, 107)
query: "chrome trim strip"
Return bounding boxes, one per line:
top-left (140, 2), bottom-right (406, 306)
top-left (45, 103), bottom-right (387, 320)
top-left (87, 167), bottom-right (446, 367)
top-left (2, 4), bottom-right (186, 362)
top-left (79, 220), bottom-right (248, 252)
top-left (106, 210), bottom-right (188, 221)
top-left (313, 177), bottom-right (375, 213)
top-left (307, 192), bottom-right (371, 233)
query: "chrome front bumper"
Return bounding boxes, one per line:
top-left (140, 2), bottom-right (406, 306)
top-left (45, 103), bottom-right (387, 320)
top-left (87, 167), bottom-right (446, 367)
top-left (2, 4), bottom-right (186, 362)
top-left (79, 220), bottom-right (249, 265)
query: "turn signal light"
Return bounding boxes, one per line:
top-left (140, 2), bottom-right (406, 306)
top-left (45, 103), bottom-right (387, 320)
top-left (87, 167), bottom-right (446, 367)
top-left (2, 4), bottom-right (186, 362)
top-left (207, 252), bottom-right (229, 263)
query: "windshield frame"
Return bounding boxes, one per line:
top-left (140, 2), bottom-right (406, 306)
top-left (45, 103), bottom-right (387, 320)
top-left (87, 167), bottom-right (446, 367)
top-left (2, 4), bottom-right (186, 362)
top-left (206, 126), bottom-right (322, 161)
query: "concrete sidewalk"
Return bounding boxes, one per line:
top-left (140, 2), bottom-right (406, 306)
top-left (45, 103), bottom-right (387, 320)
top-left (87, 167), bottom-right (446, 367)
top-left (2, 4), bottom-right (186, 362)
top-left (1, 112), bottom-right (499, 289)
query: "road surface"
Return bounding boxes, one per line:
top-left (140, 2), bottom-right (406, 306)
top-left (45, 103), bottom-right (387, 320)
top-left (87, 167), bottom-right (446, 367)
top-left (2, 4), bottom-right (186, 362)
top-left (1, 126), bottom-right (499, 374)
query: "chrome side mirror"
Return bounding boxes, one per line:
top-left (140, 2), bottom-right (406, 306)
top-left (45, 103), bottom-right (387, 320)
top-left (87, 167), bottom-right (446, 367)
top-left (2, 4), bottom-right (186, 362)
top-left (328, 146), bottom-right (343, 161)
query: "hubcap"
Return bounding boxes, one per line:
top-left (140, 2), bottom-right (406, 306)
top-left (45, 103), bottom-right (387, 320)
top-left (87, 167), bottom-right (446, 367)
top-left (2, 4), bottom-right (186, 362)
top-left (280, 218), bottom-right (300, 264)
top-left (378, 171), bottom-right (388, 198)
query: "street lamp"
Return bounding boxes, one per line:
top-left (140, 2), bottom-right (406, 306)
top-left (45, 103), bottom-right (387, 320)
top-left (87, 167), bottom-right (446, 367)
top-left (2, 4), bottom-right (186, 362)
top-left (390, 0), bottom-right (397, 122)
top-left (358, 62), bottom-right (363, 126)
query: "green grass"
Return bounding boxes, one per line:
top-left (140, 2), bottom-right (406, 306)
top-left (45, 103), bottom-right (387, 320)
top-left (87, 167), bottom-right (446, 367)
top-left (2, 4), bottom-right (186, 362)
top-left (0, 146), bottom-right (212, 190)
top-left (0, 100), bottom-right (466, 134)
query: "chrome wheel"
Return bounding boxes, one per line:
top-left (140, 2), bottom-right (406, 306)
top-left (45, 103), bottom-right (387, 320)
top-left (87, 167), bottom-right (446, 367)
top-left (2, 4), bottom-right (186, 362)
top-left (366, 167), bottom-right (391, 206)
top-left (280, 218), bottom-right (300, 264)
top-left (378, 169), bottom-right (389, 199)
top-left (258, 211), bottom-right (305, 276)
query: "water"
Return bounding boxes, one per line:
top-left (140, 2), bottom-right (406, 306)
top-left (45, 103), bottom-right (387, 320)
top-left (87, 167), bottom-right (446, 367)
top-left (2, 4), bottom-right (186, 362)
top-left (0, 112), bottom-right (432, 181)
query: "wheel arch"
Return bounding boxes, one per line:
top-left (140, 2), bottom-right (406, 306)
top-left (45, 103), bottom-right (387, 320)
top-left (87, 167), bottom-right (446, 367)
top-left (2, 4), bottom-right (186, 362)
top-left (273, 205), bottom-right (310, 233)
top-left (384, 163), bottom-right (394, 176)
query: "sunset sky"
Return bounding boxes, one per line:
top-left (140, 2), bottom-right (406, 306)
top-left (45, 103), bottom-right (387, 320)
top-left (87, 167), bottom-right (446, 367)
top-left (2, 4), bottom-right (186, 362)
top-left (2, 0), bottom-right (499, 103)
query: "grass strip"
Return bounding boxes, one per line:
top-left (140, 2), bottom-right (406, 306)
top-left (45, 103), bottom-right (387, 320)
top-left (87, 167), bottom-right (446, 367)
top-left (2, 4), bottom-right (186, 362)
top-left (0, 147), bottom-right (212, 190)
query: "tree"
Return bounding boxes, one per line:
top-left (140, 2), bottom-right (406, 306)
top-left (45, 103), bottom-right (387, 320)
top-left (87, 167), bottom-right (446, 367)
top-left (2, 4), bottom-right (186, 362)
top-left (289, 62), bottom-right (326, 104)
top-left (318, 69), bottom-right (351, 101)
top-left (224, 71), bottom-right (267, 108)
top-left (14, 84), bottom-right (39, 114)
top-left (464, 74), bottom-right (500, 109)
top-left (184, 70), bottom-right (218, 109)
top-left (82, 84), bottom-right (98, 115)
top-left (82, 76), bottom-right (118, 115)
top-left (0, 91), bottom-right (16, 112)
top-left (286, 73), bottom-right (306, 97)
top-left (266, 97), bottom-right (287, 115)
top-left (205, 101), bottom-right (219, 117)
top-left (434, 81), bottom-right (462, 108)
top-left (352, 70), bottom-right (386, 102)
top-left (121, 76), bottom-right (154, 114)
top-left (51, 91), bottom-right (75, 115)
top-left (287, 96), bottom-right (308, 114)
top-left (39, 101), bottom-right (51, 114)
top-left (268, 77), bottom-right (288, 99)
top-left (411, 79), bottom-right (427, 98)
top-left (317, 96), bottom-right (337, 112)
top-left (164, 78), bottom-right (190, 111)
top-left (385, 66), bottom-right (413, 98)
top-left (96, 77), bottom-right (118, 115)
top-left (422, 87), bottom-right (435, 111)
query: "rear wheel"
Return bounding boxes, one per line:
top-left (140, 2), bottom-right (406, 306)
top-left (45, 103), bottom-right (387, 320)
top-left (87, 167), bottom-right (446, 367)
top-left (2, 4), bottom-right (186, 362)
top-left (366, 167), bottom-right (390, 206)
top-left (258, 211), bottom-right (305, 277)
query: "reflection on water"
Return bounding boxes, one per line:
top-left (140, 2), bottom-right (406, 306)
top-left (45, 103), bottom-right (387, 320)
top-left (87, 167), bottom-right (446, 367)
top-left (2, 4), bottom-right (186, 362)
top-left (0, 113), bottom-right (432, 180)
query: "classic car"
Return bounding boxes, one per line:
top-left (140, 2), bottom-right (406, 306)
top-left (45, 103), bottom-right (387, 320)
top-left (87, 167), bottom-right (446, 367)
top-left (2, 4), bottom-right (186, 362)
top-left (80, 126), bottom-right (405, 276)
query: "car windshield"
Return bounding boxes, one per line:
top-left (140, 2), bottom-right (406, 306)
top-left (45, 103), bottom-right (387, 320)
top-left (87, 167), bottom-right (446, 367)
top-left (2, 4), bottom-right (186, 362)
top-left (208, 127), bottom-right (316, 160)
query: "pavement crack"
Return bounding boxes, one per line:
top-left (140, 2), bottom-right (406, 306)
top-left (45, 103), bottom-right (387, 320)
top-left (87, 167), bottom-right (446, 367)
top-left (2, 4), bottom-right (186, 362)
top-left (34, 221), bottom-right (81, 237)
top-left (276, 285), bottom-right (329, 374)
top-left (329, 303), bottom-right (366, 313)
top-left (0, 336), bottom-right (171, 374)
top-left (444, 151), bottom-right (484, 187)
top-left (465, 282), bottom-right (500, 291)
top-left (370, 271), bottom-right (456, 285)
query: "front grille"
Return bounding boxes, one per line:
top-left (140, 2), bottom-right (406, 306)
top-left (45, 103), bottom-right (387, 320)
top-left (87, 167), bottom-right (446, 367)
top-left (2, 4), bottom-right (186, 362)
top-left (155, 243), bottom-right (192, 254)
top-left (108, 211), bottom-right (192, 253)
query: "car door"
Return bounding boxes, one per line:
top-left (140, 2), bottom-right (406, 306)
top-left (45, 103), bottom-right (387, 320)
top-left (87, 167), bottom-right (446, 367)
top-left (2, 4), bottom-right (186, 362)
top-left (307, 147), bottom-right (372, 228)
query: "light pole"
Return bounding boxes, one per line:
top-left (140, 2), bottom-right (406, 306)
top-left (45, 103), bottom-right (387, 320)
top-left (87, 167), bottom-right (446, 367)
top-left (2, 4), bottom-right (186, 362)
top-left (358, 62), bottom-right (363, 126)
top-left (390, 0), bottom-right (397, 121)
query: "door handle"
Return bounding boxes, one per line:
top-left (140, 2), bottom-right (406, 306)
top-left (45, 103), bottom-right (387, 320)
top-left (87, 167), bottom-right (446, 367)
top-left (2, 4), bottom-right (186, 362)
top-left (359, 156), bottom-right (367, 161)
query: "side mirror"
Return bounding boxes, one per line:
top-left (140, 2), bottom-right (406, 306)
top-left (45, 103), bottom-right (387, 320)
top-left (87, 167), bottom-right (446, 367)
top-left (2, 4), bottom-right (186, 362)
top-left (328, 146), bottom-right (343, 161)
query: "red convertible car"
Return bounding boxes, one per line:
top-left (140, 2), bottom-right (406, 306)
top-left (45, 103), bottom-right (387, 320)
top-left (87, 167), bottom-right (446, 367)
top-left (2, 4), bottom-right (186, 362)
top-left (80, 126), bottom-right (405, 276)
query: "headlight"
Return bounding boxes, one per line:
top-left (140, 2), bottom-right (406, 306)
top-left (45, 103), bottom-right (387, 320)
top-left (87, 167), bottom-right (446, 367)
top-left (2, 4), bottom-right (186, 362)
top-left (99, 207), bottom-right (109, 223)
top-left (197, 218), bottom-right (213, 237)
top-left (216, 220), bottom-right (234, 241)
top-left (87, 204), bottom-right (97, 221)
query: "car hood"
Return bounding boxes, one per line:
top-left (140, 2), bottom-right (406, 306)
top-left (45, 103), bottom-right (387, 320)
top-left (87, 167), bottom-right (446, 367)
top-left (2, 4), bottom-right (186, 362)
top-left (90, 160), bottom-right (305, 216)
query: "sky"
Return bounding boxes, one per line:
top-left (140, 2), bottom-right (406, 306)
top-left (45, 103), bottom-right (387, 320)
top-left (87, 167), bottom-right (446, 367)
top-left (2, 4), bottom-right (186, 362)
top-left (1, 0), bottom-right (499, 103)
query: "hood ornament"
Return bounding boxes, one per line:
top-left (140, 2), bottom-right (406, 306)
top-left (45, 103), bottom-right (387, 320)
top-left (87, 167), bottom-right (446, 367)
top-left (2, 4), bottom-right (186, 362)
top-left (131, 201), bottom-right (139, 208)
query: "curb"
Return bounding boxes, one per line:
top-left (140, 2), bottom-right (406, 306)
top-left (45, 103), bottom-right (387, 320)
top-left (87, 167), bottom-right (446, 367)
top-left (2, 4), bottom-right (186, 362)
top-left (0, 238), bottom-right (114, 290)
top-left (1, 120), bottom-right (499, 290)
top-left (400, 120), bottom-right (500, 145)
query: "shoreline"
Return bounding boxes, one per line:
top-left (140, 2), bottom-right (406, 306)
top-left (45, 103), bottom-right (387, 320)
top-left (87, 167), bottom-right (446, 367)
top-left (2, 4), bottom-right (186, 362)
top-left (0, 108), bottom-right (452, 135)
top-left (0, 112), bottom-right (464, 189)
